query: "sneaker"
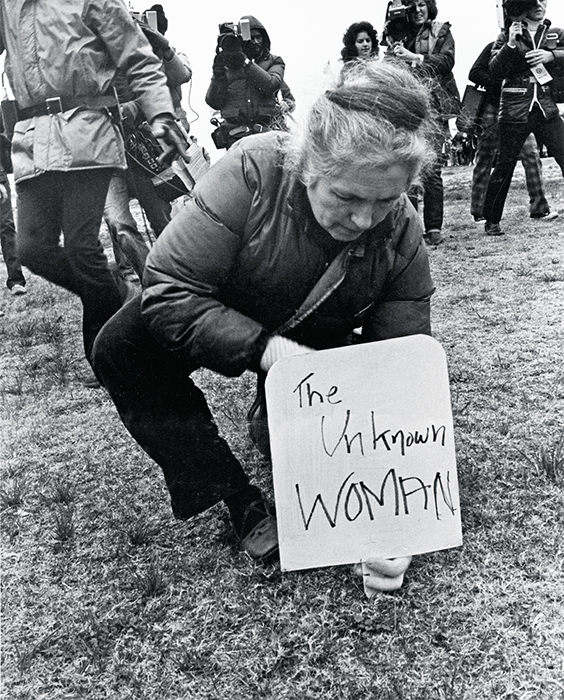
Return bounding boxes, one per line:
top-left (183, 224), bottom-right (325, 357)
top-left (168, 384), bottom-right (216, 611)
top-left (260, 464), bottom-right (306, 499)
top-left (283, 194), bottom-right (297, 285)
top-left (424, 229), bottom-right (444, 245)
top-left (473, 216), bottom-right (486, 223)
top-left (530, 211), bottom-right (559, 221)
top-left (484, 221), bottom-right (504, 236)
top-left (10, 284), bottom-right (26, 296)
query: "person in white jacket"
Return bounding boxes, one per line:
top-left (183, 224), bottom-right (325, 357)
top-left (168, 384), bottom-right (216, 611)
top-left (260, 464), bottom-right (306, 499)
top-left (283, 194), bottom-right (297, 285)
top-left (0, 0), bottom-right (186, 359)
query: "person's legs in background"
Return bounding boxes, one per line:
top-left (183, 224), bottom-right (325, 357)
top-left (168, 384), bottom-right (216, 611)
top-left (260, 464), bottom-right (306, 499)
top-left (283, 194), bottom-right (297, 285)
top-left (520, 133), bottom-right (554, 219)
top-left (127, 164), bottom-right (172, 238)
top-left (17, 168), bottom-right (122, 359)
top-left (421, 124), bottom-right (447, 245)
top-left (104, 171), bottom-right (150, 282)
top-left (421, 158), bottom-right (444, 245)
top-left (483, 121), bottom-right (530, 234)
top-left (470, 107), bottom-right (498, 222)
top-left (533, 114), bottom-right (564, 178)
top-left (0, 177), bottom-right (26, 295)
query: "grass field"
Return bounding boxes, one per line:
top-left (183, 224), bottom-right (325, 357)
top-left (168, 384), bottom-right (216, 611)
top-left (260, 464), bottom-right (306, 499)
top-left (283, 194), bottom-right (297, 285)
top-left (1, 160), bottom-right (563, 699)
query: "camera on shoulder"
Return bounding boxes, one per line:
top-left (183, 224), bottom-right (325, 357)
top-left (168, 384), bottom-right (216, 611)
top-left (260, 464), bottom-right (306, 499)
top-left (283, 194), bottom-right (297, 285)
top-left (217, 18), bottom-right (251, 52)
top-left (384, 0), bottom-right (412, 43)
top-left (131, 10), bottom-right (158, 31)
top-left (501, 0), bottom-right (537, 23)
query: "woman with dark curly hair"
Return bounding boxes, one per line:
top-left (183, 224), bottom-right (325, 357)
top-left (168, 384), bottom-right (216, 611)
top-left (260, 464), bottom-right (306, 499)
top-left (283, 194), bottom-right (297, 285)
top-left (341, 21), bottom-right (379, 63)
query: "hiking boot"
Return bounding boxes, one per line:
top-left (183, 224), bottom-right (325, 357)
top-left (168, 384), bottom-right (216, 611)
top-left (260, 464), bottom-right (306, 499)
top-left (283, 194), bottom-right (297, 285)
top-left (484, 221), bottom-right (504, 236)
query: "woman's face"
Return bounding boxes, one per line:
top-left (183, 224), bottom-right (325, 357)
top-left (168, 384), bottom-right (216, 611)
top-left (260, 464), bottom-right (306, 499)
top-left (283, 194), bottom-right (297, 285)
top-left (306, 163), bottom-right (412, 242)
top-left (409, 1), bottom-right (429, 27)
top-left (355, 31), bottom-right (373, 58)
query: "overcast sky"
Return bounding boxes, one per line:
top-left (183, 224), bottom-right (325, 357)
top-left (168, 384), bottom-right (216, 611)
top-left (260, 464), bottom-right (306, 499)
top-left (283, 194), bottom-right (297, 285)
top-left (135, 0), bottom-right (564, 156)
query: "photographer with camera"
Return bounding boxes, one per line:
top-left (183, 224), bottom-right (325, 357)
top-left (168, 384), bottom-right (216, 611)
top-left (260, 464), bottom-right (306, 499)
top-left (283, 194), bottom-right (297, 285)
top-left (469, 41), bottom-right (556, 224)
top-left (482, 0), bottom-right (564, 236)
top-left (205, 15), bottom-right (285, 149)
top-left (383, 1), bottom-right (460, 246)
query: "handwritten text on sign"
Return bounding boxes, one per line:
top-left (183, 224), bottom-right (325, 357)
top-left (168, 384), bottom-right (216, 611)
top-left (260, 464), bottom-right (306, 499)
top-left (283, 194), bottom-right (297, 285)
top-left (265, 335), bottom-right (462, 572)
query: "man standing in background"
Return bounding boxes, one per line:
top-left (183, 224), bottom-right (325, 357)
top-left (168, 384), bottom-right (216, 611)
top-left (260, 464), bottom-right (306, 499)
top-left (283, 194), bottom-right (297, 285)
top-left (0, 0), bottom-right (186, 361)
top-left (483, 0), bottom-right (564, 235)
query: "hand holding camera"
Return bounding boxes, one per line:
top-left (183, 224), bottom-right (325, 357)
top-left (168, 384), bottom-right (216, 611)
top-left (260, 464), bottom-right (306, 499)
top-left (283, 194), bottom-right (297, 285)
top-left (508, 20), bottom-right (524, 47)
top-left (150, 114), bottom-right (190, 167)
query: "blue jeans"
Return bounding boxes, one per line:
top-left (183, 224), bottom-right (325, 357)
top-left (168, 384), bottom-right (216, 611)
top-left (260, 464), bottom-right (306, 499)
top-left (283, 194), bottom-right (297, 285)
top-left (16, 168), bottom-right (122, 358)
top-left (1, 178), bottom-right (26, 289)
top-left (92, 297), bottom-right (250, 519)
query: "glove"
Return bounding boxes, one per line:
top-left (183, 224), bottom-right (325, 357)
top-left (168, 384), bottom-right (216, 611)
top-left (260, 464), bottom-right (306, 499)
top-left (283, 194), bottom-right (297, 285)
top-left (221, 47), bottom-right (246, 71)
top-left (260, 336), bottom-right (312, 372)
top-left (150, 114), bottom-right (190, 166)
top-left (120, 100), bottom-right (140, 128)
top-left (212, 52), bottom-right (227, 78)
top-left (141, 25), bottom-right (170, 53)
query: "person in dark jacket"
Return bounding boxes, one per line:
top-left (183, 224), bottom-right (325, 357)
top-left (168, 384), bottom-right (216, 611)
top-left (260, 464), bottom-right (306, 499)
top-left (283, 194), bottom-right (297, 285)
top-left (92, 61), bottom-right (437, 594)
top-left (482, 0), bottom-right (564, 235)
top-left (206, 15), bottom-right (285, 148)
top-left (341, 21), bottom-right (379, 63)
top-left (469, 41), bottom-right (556, 222)
top-left (385, 0), bottom-right (461, 246)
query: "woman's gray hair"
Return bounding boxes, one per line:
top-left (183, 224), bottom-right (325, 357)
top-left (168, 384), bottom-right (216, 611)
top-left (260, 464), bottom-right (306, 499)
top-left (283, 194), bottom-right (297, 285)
top-left (288, 60), bottom-right (438, 184)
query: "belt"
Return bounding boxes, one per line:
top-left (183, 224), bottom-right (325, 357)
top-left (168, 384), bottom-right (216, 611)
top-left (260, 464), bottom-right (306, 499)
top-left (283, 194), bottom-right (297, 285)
top-left (17, 94), bottom-right (118, 121)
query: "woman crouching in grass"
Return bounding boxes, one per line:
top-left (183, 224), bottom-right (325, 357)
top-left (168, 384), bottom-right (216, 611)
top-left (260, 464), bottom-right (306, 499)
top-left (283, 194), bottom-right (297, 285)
top-left (92, 60), bottom-right (437, 594)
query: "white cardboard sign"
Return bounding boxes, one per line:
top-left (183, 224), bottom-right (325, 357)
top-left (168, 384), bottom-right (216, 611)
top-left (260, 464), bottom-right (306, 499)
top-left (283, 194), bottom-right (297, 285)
top-left (265, 335), bottom-right (462, 572)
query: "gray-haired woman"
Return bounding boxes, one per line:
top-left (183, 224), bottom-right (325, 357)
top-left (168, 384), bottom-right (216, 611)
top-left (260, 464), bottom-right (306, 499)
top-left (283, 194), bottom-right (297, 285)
top-left (93, 61), bottom-right (437, 592)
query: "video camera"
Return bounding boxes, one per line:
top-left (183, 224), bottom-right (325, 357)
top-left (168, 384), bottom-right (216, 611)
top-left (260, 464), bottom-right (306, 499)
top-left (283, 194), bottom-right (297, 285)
top-left (217, 18), bottom-right (252, 52)
top-left (383, 0), bottom-right (412, 43)
top-left (131, 10), bottom-right (158, 31)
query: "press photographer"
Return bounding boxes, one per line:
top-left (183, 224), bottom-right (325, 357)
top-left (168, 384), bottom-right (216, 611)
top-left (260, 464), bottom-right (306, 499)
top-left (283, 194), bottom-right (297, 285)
top-left (382, 1), bottom-right (461, 246)
top-left (482, 0), bottom-right (564, 236)
top-left (205, 15), bottom-right (286, 149)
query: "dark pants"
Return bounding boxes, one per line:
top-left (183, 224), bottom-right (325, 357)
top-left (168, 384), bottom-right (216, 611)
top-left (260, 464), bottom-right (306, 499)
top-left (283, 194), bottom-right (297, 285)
top-left (91, 297), bottom-right (250, 519)
top-left (126, 162), bottom-right (171, 238)
top-left (16, 168), bottom-right (122, 358)
top-left (483, 108), bottom-right (564, 224)
top-left (421, 159), bottom-right (444, 233)
top-left (0, 178), bottom-right (26, 289)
